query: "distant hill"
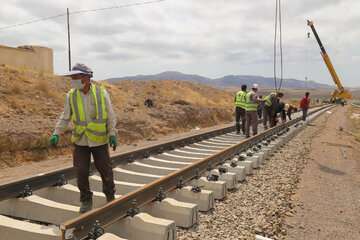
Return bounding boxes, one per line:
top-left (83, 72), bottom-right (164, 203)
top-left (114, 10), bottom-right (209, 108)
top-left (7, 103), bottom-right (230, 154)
top-left (107, 71), bottom-right (332, 89)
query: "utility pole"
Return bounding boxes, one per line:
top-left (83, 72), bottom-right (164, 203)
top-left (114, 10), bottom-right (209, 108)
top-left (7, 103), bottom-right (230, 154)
top-left (67, 8), bottom-right (72, 71)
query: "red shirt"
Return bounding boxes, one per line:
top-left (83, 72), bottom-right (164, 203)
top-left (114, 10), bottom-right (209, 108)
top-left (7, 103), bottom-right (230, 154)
top-left (300, 96), bottom-right (310, 109)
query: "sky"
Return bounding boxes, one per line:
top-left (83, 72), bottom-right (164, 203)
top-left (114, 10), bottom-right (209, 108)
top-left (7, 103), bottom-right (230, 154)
top-left (0, 0), bottom-right (359, 86)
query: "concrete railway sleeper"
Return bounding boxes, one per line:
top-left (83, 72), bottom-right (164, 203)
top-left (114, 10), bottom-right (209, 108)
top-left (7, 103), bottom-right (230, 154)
top-left (0, 105), bottom-right (332, 240)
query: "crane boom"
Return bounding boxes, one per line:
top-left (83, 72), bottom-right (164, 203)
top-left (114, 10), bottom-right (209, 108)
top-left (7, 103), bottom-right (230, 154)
top-left (307, 20), bottom-right (352, 101)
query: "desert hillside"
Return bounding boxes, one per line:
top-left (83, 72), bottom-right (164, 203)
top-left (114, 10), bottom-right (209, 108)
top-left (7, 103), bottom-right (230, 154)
top-left (0, 66), bottom-right (234, 168)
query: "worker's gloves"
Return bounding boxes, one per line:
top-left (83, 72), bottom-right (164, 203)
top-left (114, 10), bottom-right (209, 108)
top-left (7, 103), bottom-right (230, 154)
top-left (109, 135), bottom-right (118, 151)
top-left (50, 134), bottom-right (59, 146)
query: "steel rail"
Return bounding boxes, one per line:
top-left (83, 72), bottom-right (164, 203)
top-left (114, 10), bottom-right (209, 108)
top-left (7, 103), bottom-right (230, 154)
top-left (0, 105), bottom-right (324, 201)
top-left (0, 124), bottom-right (235, 201)
top-left (61, 105), bottom-right (332, 239)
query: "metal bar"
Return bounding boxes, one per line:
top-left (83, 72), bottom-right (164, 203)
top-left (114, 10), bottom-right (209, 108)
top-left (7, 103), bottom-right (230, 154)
top-left (61, 105), bottom-right (331, 239)
top-left (0, 125), bottom-right (234, 201)
top-left (0, 106), bottom-right (323, 201)
top-left (67, 8), bottom-right (72, 71)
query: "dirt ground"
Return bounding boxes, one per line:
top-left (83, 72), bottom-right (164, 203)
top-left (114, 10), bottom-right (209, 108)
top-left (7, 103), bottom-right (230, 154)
top-left (285, 105), bottom-right (360, 239)
top-left (0, 65), bottom-right (234, 169)
top-left (0, 123), bottom-right (232, 184)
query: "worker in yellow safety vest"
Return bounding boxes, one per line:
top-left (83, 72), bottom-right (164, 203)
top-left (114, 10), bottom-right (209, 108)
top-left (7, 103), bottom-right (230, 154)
top-left (263, 92), bottom-right (284, 129)
top-left (245, 84), bottom-right (260, 138)
top-left (234, 84), bottom-right (247, 135)
top-left (49, 63), bottom-right (117, 213)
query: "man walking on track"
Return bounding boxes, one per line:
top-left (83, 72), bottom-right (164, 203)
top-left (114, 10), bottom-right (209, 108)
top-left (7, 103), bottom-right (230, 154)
top-left (245, 84), bottom-right (260, 138)
top-left (49, 63), bottom-right (118, 213)
top-left (263, 92), bottom-right (284, 129)
top-left (300, 92), bottom-right (311, 121)
top-left (234, 84), bottom-right (247, 135)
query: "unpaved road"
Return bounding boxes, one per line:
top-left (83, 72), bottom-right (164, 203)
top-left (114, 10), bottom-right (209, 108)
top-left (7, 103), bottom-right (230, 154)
top-left (285, 106), bottom-right (360, 239)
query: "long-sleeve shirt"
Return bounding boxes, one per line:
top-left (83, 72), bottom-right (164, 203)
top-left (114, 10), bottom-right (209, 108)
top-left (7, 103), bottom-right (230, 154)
top-left (300, 96), bottom-right (310, 109)
top-left (54, 85), bottom-right (117, 147)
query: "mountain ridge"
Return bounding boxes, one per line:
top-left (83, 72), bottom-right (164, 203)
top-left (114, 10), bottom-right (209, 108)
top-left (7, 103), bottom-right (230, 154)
top-left (107, 71), bottom-right (333, 89)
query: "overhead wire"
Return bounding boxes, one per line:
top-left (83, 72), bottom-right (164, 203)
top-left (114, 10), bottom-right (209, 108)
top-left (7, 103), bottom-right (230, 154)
top-left (0, 0), bottom-right (167, 31)
top-left (273, 0), bottom-right (278, 91)
top-left (273, 0), bottom-right (284, 91)
top-left (278, 0), bottom-right (284, 90)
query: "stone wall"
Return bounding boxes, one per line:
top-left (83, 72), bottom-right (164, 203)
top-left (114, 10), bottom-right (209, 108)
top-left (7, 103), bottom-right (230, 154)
top-left (0, 45), bottom-right (53, 73)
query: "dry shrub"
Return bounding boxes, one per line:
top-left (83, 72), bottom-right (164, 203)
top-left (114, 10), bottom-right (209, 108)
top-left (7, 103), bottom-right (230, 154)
top-left (11, 83), bottom-right (21, 94)
top-left (36, 80), bottom-right (49, 94)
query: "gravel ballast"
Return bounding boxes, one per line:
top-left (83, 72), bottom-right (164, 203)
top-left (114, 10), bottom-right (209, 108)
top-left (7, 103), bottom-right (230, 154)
top-left (177, 118), bottom-right (325, 240)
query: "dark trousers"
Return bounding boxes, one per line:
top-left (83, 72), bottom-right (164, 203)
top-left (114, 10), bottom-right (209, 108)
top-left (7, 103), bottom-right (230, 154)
top-left (73, 144), bottom-right (115, 202)
top-left (263, 106), bottom-right (276, 129)
top-left (235, 107), bottom-right (246, 134)
top-left (287, 110), bottom-right (292, 120)
top-left (257, 107), bottom-right (263, 119)
top-left (280, 110), bottom-right (286, 123)
top-left (245, 111), bottom-right (258, 137)
top-left (302, 108), bottom-right (308, 121)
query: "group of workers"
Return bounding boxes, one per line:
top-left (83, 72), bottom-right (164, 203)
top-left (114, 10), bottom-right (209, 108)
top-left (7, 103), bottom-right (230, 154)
top-left (47, 63), bottom-right (311, 214)
top-left (234, 83), bottom-right (311, 137)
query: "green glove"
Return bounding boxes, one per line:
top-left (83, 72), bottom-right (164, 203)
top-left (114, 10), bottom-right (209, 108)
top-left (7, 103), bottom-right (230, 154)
top-left (50, 134), bottom-right (59, 146)
top-left (109, 135), bottom-right (117, 151)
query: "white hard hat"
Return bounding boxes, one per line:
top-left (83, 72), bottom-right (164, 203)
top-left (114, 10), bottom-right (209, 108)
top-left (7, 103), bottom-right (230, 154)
top-left (252, 83), bottom-right (259, 89)
top-left (62, 63), bottom-right (93, 77)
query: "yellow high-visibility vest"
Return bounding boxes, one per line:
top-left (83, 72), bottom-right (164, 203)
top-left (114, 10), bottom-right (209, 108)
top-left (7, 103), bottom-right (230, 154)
top-left (264, 92), bottom-right (277, 107)
top-left (245, 91), bottom-right (258, 111)
top-left (69, 84), bottom-right (108, 144)
top-left (235, 90), bottom-right (247, 108)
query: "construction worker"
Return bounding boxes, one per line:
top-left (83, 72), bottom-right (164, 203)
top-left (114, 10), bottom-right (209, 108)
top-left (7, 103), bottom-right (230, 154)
top-left (49, 63), bottom-right (117, 213)
top-left (263, 92), bottom-right (284, 129)
top-left (245, 84), bottom-right (259, 138)
top-left (300, 92), bottom-right (311, 121)
top-left (234, 84), bottom-right (247, 135)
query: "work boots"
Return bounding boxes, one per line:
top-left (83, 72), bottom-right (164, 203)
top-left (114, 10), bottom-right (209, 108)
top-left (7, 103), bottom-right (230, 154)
top-left (79, 199), bottom-right (93, 213)
top-left (106, 195), bottom-right (115, 203)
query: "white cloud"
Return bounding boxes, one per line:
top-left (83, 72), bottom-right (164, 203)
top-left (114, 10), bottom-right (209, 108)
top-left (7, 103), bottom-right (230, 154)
top-left (0, 0), bottom-right (359, 86)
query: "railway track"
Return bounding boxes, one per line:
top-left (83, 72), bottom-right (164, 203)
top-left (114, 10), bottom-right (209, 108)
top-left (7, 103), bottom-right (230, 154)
top-left (0, 105), bottom-right (333, 240)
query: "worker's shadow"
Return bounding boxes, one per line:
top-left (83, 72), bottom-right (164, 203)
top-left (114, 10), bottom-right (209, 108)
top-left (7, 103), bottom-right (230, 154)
top-left (311, 159), bottom-right (346, 176)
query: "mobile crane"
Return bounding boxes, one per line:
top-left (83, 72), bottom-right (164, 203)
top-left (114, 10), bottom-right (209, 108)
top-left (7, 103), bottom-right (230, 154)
top-left (307, 20), bottom-right (352, 103)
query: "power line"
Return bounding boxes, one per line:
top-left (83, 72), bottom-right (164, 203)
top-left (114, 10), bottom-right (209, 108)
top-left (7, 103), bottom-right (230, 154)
top-left (0, 0), bottom-right (167, 31)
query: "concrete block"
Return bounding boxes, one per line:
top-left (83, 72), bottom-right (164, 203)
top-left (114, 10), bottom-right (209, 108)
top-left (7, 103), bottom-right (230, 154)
top-left (191, 177), bottom-right (227, 200)
top-left (256, 235), bottom-right (273, 240)
top-left (222, 163), bottom-right (246, 182)
top-left (211, 169), bottom-right (237, 190)
top-left (202, 140), bottom-right (233, 147)
top-left (35, 184), bottom-right (116, 207)
top-left (0, 215), bottom-right (60, 240)
top-left (167, 186), bottom-right (214, 212)
top-left (261, 147), bottom-right (272, 160)
top-left (98, 233), bottom-right (128, 240)
top-left (122, 161), bottom-right (179, 175)
top-left (236, 160), bottom-right (253, 175)
top-left (0, 195), bottom-right (79, 224)
top-left (248, 156), bottom-right (260, 169)
top-left (89, 176), bottom-right (144, 195)
top-left (112, 167), bottom-right (162, 184)
top-left (193, 143), bottom-right (225, 150)
top-left (139, 157), bottom-right (191, 168)
top-left (174, 149), bottom-right (212, 156)
top-left (142, 198), bottom-right (198, 228)
top-left (255, 152), bottom-right (265, 165)
top-left (107, 213), bottom-right (176, 240)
